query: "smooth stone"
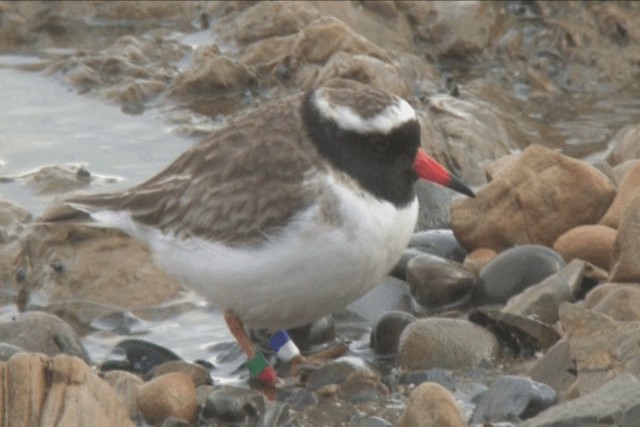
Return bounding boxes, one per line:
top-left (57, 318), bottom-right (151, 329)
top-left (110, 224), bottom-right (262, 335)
top-left (406, 254), bottom-right (475, 311)
top-left (395, 382), bottom-right (466, 427)
top-left (600, 160), bottom-right (640, 228)
top-left (0, 311), bottom-right (89, 362)
top-left (502, 259), bottom-right (586, 325)
top-left (470, 309), bottom-right (561, 355)
top-left (348, 277), bottom-right (412, 323)
top-left (474, 245), bottom-right (566, 306)
top-left (552, 225), bottom-right (617, 271)
top-left (521, 373), bottom-right (640, 427)
top-left (463, 247), bottom-right (497, 275)
top-left (452, 144), bottom-right (616, 251)
top-left (414, 180), bottom-right (456, 230)
top-left (610, 192), bottom-right (640, 282)
top-left (585, 283), bottom-right (640, 321)
top-left (399, 368), bottom-right (456, 391)
top-left (338, 371), bottom-right (388, 403)
top-left (150, 360), bottom-right (212, 387)
top-left (0, 199), bottom-right (32, 243)
top-left (397, 318), bottom-right (501, 371)
top-left (390, 248), bottom-right (424, 280)
top-left (0, 343), bottom-right (24, 361)
top-left (276, 387), bottom-right (318, 410)
top-left (471, 375), bottom-right (557, 423)
top-left (102, 370), bottom-right (145, 422)
top-left (355, 416), bottom-right (392, 427)
top-left (137, 372), bottom-right (198, 426)
top-left (1, 352), bottom-right (133, 426)
top-left (161, 417), bottom-right (191, 427)
top-left (369, 311), bottom-right (416, 356)
top-left (306, 356), bottom-right (373, 391)
top-left (528, 340), bottom-right (577, 398)
top-left (101, 339), bottom-right (181, 376)
top-left (407, 229), bottom-right (468, 262)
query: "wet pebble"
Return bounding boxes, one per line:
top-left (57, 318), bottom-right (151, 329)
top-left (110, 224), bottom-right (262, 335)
top-left (306, 356), bottom-right (373, 391)
top-left (553, 225), bottom-right (617, 271)
top-left (471, 375), bottom-right (557, 424)
top-left (201, 386), bottom-right (266, 423)
top-left (463, 247), bottom-right (497, 274)
top-left (406, 254), bottom-right (475, 311)
top-left (137, 372), bottom-right (198, 426)
top-left (528, 340), bottom-right (576, 398)
top-left (369, 311), bottom-right (416, 356)
top-left (0, 343), bottom-right (24, 361)
top-left (102, 370), bottom-right (145, 421)
top-left (407, 229), bottom-right (468, 262)
top-left (395, 382), bottom-right (466, 427)
top-left (355, 416), bottom-right (392, 427)
top-left (348, 277), bottom-right (412, 323)
top-left (256, 402), bottom-right (291, 427)
top-left (474, 245), bottom-right (566, 306)
top-left (397, 317), bottom-right (501, 371)
top-left (0, 311), bottom-right (89, 361)
top-left (337, 371), bottom-right (389, 403)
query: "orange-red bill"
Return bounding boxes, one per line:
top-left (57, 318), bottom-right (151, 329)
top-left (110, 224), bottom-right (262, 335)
top-left (413, 148), bottom-right (475, 197)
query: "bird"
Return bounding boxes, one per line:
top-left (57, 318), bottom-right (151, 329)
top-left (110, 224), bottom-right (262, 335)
top-left (42, 81), bottom-right (474, 382)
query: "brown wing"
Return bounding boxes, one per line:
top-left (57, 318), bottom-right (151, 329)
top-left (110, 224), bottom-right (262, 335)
top-left (50, 95), bottom-right (325, 247)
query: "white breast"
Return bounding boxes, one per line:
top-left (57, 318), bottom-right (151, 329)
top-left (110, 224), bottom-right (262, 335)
top-left (90, 173), bottom-right (418, 331)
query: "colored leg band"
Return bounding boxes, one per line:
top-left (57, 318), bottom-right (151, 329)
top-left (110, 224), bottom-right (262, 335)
top-left (269, 330), bottom-right (301, 362)
top-left (247, 352), bottom-right (276, 382)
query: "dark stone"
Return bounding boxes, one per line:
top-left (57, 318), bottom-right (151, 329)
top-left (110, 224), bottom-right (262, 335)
top-left (256, 402), bottom-right (290, 427)
top-left (203, 390), bottom-right (246, 423)
top-left (399, 368), bottom-right (456, 391)
top-left (101, 339), bottom-right (181, 376)
top-left (408, 229), bottom-right (468, 262)
top-left (306, 356), bottom-right (372, 391)
top-left (369, 311), bottom-right (416, 356)
top-left (406, 254), bottom-right (475, 311)
top-left (348, 277), bottom-right (413, 323)
top-left (469, 308), bottom-right (561, 356)
top-left (474, 245), bottom-right (566, 306)
top-left (471, 375), bottom-right (557, 423)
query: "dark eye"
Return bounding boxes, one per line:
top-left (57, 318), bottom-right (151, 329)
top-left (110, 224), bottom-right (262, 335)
top-left (370, 136), bottom-right (390, 151)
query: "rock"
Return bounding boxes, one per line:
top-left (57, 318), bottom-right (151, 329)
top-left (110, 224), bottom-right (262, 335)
top-left (369, 311), bottom-right (416, 356)
top-left (355, 416), bottom-right (392, 427)
top-left (610, 192), bottom-right (640, 281)
top-left (201, 386), bottom-right (266, 423)
top-left (452, 145), bottom-right (616, 252)
top-left (395, 382), bottom-right (466, 427)
top-left (528, 340), bottom-right (577, 398)
top-left (0, 311), bottom-right (88, 361)
top-left (552, 224), bottom-right (616, 270)
top-left (502, 259), bottom-right (586, 325)
top-left (408, 229), bottom-right (468, 263)
top-left (390, 248), bottom-right (425, 280)
top-left (337, 371), bottom-right (389, 403)
top-left (600, 160), bottom-right (640, 228)
top-left (585, 283), bottom-right (640, 321)
top-left (13, 223), bottom-right (184, 319)
top-left (102, 370), bottom-right (145, 422)
top-left (521, 373), bottom-right (640, 427)
top-left (0, 199), bottom-right (32, 243)
top-left (606, 123), bottom-right (640, 166)
top-left (463, 247), bottom-right (497, 275)
top-left (0, 343), bottom-right (23, 361)
top-left (470, 309), bottom-right (561, 355)
top-left (397, 318), bottom-right (501, 371)
top-left (406, 254), bottom-right (475, 312)
top-left (256, 401), bottom-right (291, 427)
top-left (611, 159), bottom-right (640, 186)
top-left (137, 372), bottom-right (198, 426)
top-left (150, 361), bottom-right (212, 387)
top-left (414, 180), bottom-right (457, 230)
top-left (0, 352), bottom-right (133, 426)
top-left (102, 339), bottom-right (181, 376)
top-left (306, 356), bottom-right (373, 391)
top-left (474, 245), bottom-right (566, 306)
top-left (558, 302), bottom-right (640, 396)
top-left (348, 277), bottom-right (412, 323)
top-left (471, 375), bottom-right (557, 423)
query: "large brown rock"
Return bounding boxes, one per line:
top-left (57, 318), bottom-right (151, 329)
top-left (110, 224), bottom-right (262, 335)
top-left (610, 192), bottom-right (640, 282)
top-left (585, 283), bottom-right (640, 321)
top-left (137, 372), bottom-right (198, 425)
top-left (0, 352), bottom-right (133, 426)
top-left (451, 144), bottom-right (616, 252)
top-left (599, 160), bottom-right (640, 229)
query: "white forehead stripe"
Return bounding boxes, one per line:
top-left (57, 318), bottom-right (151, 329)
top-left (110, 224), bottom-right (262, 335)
top-left (314, 93), bottom-right (416, 134)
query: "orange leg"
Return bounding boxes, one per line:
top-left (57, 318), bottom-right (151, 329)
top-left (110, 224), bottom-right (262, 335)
top-left (223, 309), bottom-right (255, 359)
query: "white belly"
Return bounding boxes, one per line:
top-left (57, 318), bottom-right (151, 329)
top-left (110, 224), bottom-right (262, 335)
top-left (91, 175), bottom-right (418, 331)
